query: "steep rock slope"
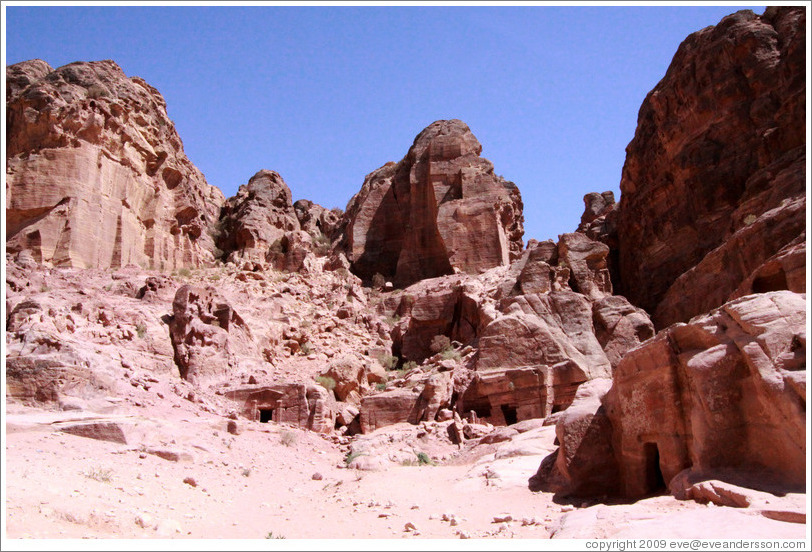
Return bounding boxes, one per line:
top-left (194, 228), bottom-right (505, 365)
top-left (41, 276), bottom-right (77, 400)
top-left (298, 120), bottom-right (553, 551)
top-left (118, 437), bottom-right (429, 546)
top-left (338, 119), bottom-right (524, 287)
top-left (6, 59), bottom-right (225, 269)
top-left (614, 7), bottom-right (806, 328)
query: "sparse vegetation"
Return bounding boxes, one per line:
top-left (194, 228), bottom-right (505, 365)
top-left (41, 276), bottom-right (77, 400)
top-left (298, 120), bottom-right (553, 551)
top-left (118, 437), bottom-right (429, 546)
top-left (86, 84), bottom-right (110, 99)
top-left (279, 430), bottom-right (297, 447)
top-left (135, 322), bottom-right (147, 339)
top-left (39, 284), bottom-right (50, 293)
top-left (430, 335), bottom-right (452, 354)
top-left (383, 314), bottom-right (401, 326)
top-left (316, 375), bottom-right (336, 391)
top-left (431, 334), bottom-right (461, 361)
top-left (313, 233), bottom-right (331, 256)
top-left (300, 341), bottom-right (313, 355)
top-left (265, 532), bottom-right (286, 539)
top-left (402, 360), bottom-right (419, 372)
top-left (241, 467), bottom-right (252, 477)
top-left (176, 267), bottom-right (192, 278)
top-left (377, 353), bottom-right (398, 370)
top-left (375, 382), bottom-right (387, 391)
top-left (416, 452), bottom-right (435, 466)
top-left (344, 450), bottom-right (365, 466)
top-left (82, 466), bottom-right (113, 483)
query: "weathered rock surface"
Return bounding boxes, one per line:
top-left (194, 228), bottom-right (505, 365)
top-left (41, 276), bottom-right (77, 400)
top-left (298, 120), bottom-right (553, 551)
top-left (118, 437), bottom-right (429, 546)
top-left (476, 291), bottom-right (612, 380)
top-left (216, 170), bottom-right (301, 265)
top-left (168, 285), bottom-right (253, 384)
top-left (339, 119), bottom-right (524, 287)
top-left (539, 291), bottom-right (806, 499)
top-left (614, 7), bottom-right (806, 327)
top-left (6, 60), bottom-right (225, 269)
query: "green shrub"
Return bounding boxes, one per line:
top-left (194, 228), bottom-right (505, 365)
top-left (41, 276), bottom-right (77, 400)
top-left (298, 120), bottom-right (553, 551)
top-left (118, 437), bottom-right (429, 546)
top-left (300, 342), bottom-right (313, 355)
top-left (402, 360), bottom-right (419, 372)
top-left (416, 452), bottom-right (435, 466)
top-left (265, 532), bottom-right (286, 539)
top-left (177, 267), bottom-right (191, 278)
top-left (316, 375), bottom-right (336, 391)
top-left (135, 323), bottom-right (147, 339)
top-left (313, 233), bottom-right (332, 256)
top-left (344, 450), bottom-right (365, 466)
top-left (375, 382), bottom-right (387, 391)
top-left (440, 348), bottom-right (461, 361)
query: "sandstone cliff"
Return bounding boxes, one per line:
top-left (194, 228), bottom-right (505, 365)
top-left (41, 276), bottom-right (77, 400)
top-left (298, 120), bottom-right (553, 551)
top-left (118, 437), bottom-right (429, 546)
top-left (613, 7), bottom-right (806, 328)
top-left (6, 59), bottom-right (225, 269)
top-left (338, 119), bottom-right (524, 287)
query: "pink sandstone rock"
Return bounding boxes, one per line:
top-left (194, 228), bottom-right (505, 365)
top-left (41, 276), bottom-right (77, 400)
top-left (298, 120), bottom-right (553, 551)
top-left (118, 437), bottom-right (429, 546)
top-left (338, 119), bottom-right (524, 287)
top-left (6, 60), bottom-right (225, 269)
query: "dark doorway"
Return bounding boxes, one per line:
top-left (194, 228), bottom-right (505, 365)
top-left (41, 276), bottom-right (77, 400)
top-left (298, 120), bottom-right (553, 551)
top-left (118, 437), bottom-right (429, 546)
top-left (259, 408), bottom-right (274, 423)
top-left (500, 404), bottom-right (518, 426)
top-left (643, 442), bottom-right (666, 494)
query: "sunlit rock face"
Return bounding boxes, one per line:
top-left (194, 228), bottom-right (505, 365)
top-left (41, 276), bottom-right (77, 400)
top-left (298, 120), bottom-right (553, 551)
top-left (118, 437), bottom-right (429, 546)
top-left (6, 59), bottom-right (225, 269)
top-left (614, 7), bottom-right (806, 328)
top-left (339, 119), bottom-right (524, 288)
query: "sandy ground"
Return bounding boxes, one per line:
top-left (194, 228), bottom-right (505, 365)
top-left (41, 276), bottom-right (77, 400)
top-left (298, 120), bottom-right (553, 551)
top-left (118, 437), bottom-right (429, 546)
top-left (3, 401), bottom-right (808, 547)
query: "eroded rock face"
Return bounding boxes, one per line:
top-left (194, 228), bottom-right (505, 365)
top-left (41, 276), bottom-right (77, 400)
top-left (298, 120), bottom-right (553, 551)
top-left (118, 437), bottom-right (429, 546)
top-left (168, 285), bottom-right (253, 384)
top-left (477, 291), bottom-right (612, 380)
top-left (216, 170), bottom-right (301, 265)
top-left (539, 291), bottom-right (806, 499)
top-left (339, 119), bottom-right (524, 287)
top-left (6, 60), bottom-right (225, 269)
top-left (615, 7), bottom-right (806, 327)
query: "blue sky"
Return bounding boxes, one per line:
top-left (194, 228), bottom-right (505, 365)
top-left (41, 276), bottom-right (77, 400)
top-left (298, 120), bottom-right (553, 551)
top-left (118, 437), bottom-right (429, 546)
top-left (4, 3), bottom-right (765, 243)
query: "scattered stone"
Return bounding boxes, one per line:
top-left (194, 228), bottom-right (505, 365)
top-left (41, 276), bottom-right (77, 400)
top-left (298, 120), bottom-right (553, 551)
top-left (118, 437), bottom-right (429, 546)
top-left (183, 477), bottom-right (197, 487)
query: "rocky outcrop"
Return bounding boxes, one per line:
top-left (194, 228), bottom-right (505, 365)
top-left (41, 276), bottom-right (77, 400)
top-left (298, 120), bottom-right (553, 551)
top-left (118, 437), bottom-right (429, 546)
top-left (538, 291), bottom-right (806, 499)
top-left (614, 7), bottom-right (806, 327)
top-left (476, 291), bottom-right (613, 380)
top-left (339, 119), bottom-right (524, 287)
top-left (293, 199), bottom-right (342, 242)
top-left (6, 60), bottom-right (225, 269)
top-left (168, 285), bottom-right (253, 384)
top-left (216, 170), bottom-right (301, 265)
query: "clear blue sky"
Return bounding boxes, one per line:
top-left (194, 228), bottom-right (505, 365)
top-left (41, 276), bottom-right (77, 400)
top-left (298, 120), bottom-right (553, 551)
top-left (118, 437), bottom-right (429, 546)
top-left (4, 3), bottom-right (764, 243)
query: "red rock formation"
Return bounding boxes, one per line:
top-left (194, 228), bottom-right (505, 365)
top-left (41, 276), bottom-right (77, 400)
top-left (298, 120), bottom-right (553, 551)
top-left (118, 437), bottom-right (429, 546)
top-left (6, 60), bottom-right (225, 269)
top-left (538, 291), bottom-right (806, 498)
top-left (168, 285), bottom-right (253, 384)
top-left (339, 120), bottom-right (524, 287)
top-left (476, 291), bottom-right (613, 380)
top-left (216, 170), bottom-right (301, 265)
top-left (615, 7), bottom-right (806, 327)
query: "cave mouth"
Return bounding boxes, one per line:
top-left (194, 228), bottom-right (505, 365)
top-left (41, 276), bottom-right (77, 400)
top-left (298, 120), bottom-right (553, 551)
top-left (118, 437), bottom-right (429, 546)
top-left (752, 268), bottom-right (788, 294)
top-left (259, 408), bottom-right (274, 423)
top-left (643, 442), bottom-right (666, 494)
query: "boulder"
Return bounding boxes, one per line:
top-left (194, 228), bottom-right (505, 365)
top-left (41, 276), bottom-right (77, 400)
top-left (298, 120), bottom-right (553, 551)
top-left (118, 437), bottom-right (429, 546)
top-left (6, 60), bottom-right (225, 269)
top-left (558, 233), bottom-right (612, 300)
top-left (477, 291), bottom-right (611, 379)
top-left (359, 388), bottom-right (420, 433)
